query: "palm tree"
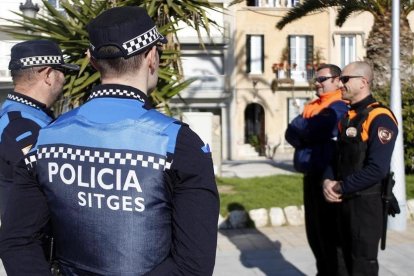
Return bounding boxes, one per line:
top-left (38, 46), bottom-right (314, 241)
top-left (0, 0), bottom-right (222, 114)
top-left (275, 0), bottom-right (414, 87)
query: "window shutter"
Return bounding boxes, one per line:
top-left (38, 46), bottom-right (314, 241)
top-left (306, 35), bottom-right (314, 80)
top-left (261, 35), bottom-right (264, 73)
top-left (246, 35), bottom-right (251, 73)
top-left (306, 35), bottom-right (314, 66)
top-left (247, 0), bottom-right (259, 6)
top-left (287, 35), bottom-right (291, 65)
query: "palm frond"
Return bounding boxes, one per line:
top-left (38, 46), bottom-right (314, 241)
top-left (401, 0), bottom-right (414, 15)
top-left (276, 0), bottom-right (342, 30)
top-left (1, 0), bottom-right (223, 115)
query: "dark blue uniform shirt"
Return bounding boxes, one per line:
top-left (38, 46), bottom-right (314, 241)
top-left (0, 92), bottom-right (54, 216)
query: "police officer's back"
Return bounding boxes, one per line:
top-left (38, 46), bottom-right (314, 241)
top-left (0, 7), bottom-right (219, 276)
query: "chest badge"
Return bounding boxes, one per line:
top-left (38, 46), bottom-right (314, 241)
top-left (345, 127), bottom-right (358, 137)
top-left (378, 127), bottom-right (393, 144)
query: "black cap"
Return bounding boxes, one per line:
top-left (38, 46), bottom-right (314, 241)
top-left (8, 40), bottom-right (80, 71)
top-left (87, 6), bottom-right (167, 59)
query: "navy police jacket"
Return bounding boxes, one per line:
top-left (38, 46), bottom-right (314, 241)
top-left (0, 92), bottom-right (54, 217)
top-left (0, 84), bottom-right (219, 275)
top-left (285, 90), bottom-right (348, 174)
top-left (335, 95), bottom-right (398, 194)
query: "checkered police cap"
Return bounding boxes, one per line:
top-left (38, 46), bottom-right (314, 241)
top-left (86, 6), bottom-right (167, 59)
top-left (8, 40), bottom-right (79, 71)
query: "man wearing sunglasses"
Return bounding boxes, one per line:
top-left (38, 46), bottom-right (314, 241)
top-left (0, 40), bottom-right (79, 273)
top-left (0, 40), bottom-right (79, 217)
top-left (323, 61), bottom-right (398, 276)
top-left (285, 64), bottom-right (348, 275)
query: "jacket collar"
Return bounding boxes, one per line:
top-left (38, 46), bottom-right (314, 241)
top-left (349, 95), bottom-right (376, 111)
top-left (87, 84), bottom-right (153, 109)
top-left (7, 91), bottom-right (55, 118)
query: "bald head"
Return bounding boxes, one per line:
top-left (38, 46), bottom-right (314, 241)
top-left (339, 61), bottom-right (373, 104)
top-left (344, 61), bottom-right (373, 85)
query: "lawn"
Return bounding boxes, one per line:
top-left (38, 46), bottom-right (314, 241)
top-left (217, 174), bottom-right (414, 216)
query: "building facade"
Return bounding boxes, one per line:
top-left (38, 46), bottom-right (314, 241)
top-left (222, 0), bottom-right (375, 160)
top-left (2, 1), bottom-right (409, 163)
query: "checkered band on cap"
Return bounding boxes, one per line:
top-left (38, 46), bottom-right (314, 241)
top-left (7, 94), bottom-right (40, 109)
top-left (122, 26), bottom-right (161, 56)
top-left (25, 146), bottom-right (172, 171)
top-left (87, 88), bottom-right (145, 102)
top-left (20, 55), bottom-right (62, 67)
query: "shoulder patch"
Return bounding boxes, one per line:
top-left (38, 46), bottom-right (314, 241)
top-left (378, 127), bottom-right (394, 144)
top-left (201, 143), bottom-right (211, 153)
top-left (21, 144), bottom-right (32, 155)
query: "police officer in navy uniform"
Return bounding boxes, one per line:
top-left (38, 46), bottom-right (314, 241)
top-left (0, 40), bottom-right (79, 218)
top-left (323, 61), bottom-right (398, 276)
top-left (0, 6), bottom-right (219, 276)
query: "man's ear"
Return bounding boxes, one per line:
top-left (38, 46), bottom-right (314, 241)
top-left (147, 46), bottom-right (157, 71)
top-left (43, 67), bottom-right (54, 86)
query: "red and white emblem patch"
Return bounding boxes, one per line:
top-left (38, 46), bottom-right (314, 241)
top-left (378, 127), bottom-right (393, 144)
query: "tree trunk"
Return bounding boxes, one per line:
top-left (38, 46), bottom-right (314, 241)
top-left (365, 10), bottom-right (414, 88)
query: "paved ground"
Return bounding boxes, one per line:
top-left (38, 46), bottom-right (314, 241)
top-left (214, 222), bottom-right (414, 276)
top-left (220, 153), bottom-right (295, 178)
top-left (215, 155), bottom-right (414, 275)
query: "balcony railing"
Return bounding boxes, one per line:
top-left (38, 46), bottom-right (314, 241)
top-left (274, 68), bottom-right (315, 83)
top-left (247, 0), bottom-right (302, 8)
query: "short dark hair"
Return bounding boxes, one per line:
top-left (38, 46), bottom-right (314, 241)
top-left (11, 68), bottom-right (37, 85)
top-left (92, 46), bottom-right (145, 78)
top-left (317, 64), bottom-right (341, 77)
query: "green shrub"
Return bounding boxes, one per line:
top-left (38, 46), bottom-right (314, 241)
top-left (217, 174), bottom-right (414, 216)
top-left (217, 174), bottom-right (303, 216)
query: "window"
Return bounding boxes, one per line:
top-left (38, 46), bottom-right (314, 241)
top-left (287, 0), bottom-right (301, 7)
top-left (0, 41), bottom-right (17, 79)
top-left (246, 35), bottom-right (264, 74)
top-left (288, 35), bottom-right (313, 82)
top-left (341, 35), bottom-right (356, 68)
top-left (181, 47), bottom-right (224, 90)
top-left (246, 0), bottom-right (260, 6)
top-left (48, 0), bottom-right (65, 13)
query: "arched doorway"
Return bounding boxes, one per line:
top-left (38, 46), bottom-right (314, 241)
top-left (244, 103), bottom-right (265, 156)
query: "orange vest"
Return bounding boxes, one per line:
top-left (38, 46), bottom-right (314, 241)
top-left (302, 89), bottom-right (344, 119)
top-left (344, 103), bottom-right (398, 142)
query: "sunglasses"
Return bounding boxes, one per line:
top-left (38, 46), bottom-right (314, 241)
top-left (315, 76), bottom-right (337, 83)
top-left (37, 66), bottom-right (68, 75)
top-left (339, 75), bottom-right (364, 84)
top-left (52, 67), bottom-right (68, 75)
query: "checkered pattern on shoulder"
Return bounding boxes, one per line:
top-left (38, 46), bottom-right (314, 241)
top-left (20, 55), bottom-right (62, 67)
top-left (122, 26), bottom-right (161, 56)
top-left (27, 146), bottom-right (172, 170)
top-left (24, 153), bottom-right (37, 169)
top-left (87, 88), bottom-right (145, 102)
top-left (7, 94), bottom-right (40, 109)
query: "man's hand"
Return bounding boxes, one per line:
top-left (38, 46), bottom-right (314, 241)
top-left (323, 179), bottom-right (342, 203)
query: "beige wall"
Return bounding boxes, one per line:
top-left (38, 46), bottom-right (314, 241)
top-left (328, 9), bottom-right (374, 68)
top-left (231, 5), bottom-right (331, 159)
